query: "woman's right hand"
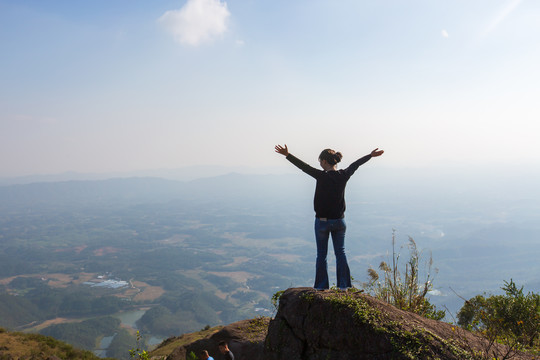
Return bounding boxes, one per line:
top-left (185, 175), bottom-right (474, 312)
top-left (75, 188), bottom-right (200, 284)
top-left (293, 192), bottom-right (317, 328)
top-left (371, 148), bottom-right (384, 157)
top-left (275, 144), bottom-right (289, 156)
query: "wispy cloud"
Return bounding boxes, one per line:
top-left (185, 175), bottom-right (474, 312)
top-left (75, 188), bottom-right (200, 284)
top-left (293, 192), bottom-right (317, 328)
top-left (158, 0), bottom-right (230, 46)
top-left (441, 29), bottom-right (449, 38)
top-left (482, 0), bottom-right (522, 38)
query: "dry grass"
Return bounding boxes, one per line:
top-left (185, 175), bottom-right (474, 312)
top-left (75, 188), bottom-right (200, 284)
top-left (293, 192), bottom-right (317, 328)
top-left (149, 326), bottom-right (223, 358)
top-left (0, 328), bottom-right (100, 359)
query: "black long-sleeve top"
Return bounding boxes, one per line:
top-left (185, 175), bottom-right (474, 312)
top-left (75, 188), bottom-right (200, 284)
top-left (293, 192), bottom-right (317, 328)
top-left (286, 153), bottom-right (372, 219)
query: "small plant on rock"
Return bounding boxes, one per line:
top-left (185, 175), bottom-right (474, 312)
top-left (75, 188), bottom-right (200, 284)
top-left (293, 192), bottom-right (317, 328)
top-left (364, 230), bottom-right (445, 320)
top-left (128, 331), bottom-right (149, 360)
top-left (271, 290), bottom-right (285, 314)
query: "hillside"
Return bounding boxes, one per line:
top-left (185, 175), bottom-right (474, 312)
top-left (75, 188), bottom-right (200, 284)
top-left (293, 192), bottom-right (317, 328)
top-left (0, 327), bottom-right (110, 360)
top-left (152, 288), bottom-right (537, 360)
top-left (150, 317), bottom-right (270, 360)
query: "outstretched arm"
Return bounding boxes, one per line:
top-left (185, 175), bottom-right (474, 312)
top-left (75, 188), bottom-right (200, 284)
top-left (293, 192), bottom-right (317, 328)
top-left (274, 144), bottom-right (321, 178)
top-left (345, 148), bottom-right (384, 177)
top-left (275, 144), bottom-right (289, 156)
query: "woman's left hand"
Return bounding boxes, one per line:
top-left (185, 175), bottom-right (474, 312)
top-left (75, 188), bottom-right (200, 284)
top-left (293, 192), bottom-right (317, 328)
top-left (275, 144), bottom-right (289, 156)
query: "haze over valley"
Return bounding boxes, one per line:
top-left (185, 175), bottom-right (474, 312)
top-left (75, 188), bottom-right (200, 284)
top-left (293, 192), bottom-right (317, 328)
top-left (1, 165), bottom-right (540, 357)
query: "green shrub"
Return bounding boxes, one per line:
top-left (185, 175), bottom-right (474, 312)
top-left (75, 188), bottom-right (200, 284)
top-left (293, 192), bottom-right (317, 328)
top-left (458, 279), bottom-right (540, 350)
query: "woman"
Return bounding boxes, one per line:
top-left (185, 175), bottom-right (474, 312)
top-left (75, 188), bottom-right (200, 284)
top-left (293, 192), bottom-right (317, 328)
top-left (275, 144), bottom-right (384, 290)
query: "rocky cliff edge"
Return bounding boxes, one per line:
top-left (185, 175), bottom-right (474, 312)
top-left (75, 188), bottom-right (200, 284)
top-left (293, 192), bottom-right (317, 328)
top-left (153, 287), bottom-right (537, 360)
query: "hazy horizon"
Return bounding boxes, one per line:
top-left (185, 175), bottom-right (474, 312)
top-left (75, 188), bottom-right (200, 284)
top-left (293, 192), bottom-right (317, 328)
top-left (3, 160), bottom-right (540, 186)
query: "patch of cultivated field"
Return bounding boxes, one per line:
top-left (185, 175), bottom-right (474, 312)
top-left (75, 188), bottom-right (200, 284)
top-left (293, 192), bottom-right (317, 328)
top-left (208, 271), bottom-right (255, 284)
top-left (268, 253), bottom-right (303, 263)
top-left (27, 317), bottom-right (83, 332)
top-left (0, 272), bottom-right (96, 288)
top-left (131, 281), bottom-right (165, 302)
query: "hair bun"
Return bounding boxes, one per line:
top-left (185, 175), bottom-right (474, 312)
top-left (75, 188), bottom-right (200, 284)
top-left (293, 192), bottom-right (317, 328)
top-left (319, 148), bottom-right (343, 165)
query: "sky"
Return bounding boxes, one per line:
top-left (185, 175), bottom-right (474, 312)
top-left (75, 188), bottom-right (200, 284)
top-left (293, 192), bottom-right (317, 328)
top-left (1, 0), bottom-right (540, 177)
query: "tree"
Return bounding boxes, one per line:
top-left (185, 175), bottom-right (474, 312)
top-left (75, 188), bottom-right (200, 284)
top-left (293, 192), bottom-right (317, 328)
top-left (458, 279), bottom-right (540, 351)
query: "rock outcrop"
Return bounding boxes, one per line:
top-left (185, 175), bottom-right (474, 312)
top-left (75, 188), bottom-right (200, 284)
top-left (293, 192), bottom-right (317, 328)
top-left (265, 287), bottom-right (535, 360)
top-left (153, 287), bottom-right (536, 360)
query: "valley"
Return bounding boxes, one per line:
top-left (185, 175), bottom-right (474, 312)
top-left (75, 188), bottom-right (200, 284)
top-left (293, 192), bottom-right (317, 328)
top-left (1, 171), bottom-right (540, 358)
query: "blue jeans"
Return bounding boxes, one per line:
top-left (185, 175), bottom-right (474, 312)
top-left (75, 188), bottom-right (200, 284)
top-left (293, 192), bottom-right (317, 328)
top-left (314, 218), bottom-right (351, 290)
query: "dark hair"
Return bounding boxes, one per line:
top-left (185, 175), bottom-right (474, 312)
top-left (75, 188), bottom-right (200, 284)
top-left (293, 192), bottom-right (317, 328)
top-left (200, 350), bottom-right (209, 356)
top-left (319, 148), bottom-right (342, 165)
top-left (218, 341), bottom-right (227, 347)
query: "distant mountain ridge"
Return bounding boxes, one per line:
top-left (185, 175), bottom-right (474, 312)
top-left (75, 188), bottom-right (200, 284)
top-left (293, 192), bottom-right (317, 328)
top-left (0, 173), bottom-right (313, 210)
top-left (0, 177), bottom-right (187, 207)
top-left (0, 165), bottom-right (289, 186)
top-left (3, 163), bottom-right (540, 202)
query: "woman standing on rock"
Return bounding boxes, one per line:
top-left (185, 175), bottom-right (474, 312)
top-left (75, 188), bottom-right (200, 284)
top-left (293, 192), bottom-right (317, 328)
top-left (275, 144), bottom-right (384, 290)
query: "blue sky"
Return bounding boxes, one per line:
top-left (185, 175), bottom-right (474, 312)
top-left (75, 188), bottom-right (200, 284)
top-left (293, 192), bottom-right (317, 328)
top-left (1, 0), bottom-right (539, 176)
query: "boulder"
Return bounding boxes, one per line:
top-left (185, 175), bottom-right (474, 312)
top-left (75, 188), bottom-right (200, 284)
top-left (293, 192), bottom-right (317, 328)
top-left (264, 287), bottom-right (535, 360)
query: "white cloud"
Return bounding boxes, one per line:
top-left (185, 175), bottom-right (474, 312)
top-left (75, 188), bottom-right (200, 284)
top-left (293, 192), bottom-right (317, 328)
top-left (441, 29), bottom-right (449, 38)
top-left (428, 289), bottom-right (444, 297)
top-left (158, 0), bottom-right (230, 46)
